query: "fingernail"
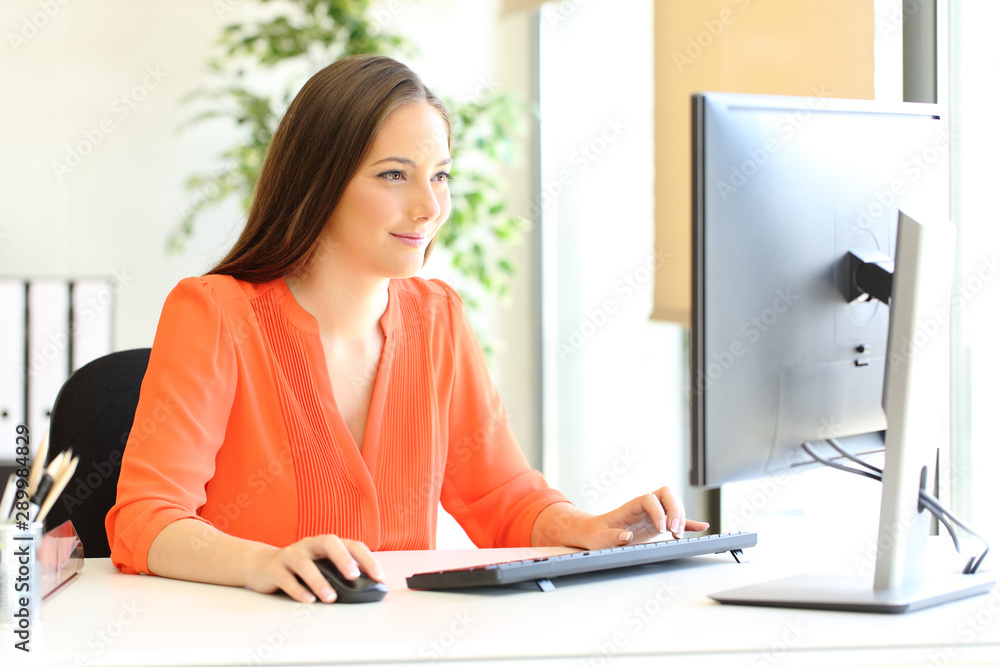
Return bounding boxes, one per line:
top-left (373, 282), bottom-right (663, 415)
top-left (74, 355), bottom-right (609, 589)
top-left (670, 518), bottom-right (681, 536)
top-left (347, 565), bottom-right (360, 579)
top-left (302, 592), bottom-right (317, 603)
top-left (319, 586), bottom-right (336, 603)
top-left (374, 566), bottom-right (387, 581)
top-left (619, 530), bottom-right (633, 543)
top-left (658, 518), bottom-right (668, 533)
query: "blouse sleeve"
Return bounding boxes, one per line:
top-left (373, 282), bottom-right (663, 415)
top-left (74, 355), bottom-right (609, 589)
top-left (105, 276), bottom-right (238, 574)
top-left (434, 282), bottom-right (570, 548)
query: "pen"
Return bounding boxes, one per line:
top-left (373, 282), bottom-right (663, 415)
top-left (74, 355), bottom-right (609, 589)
top-left (36, 456), bottom-right (78, 524)
top-left (0, 473), bottom-right (16, 520)
top-left (27, 431), bottom-right (50, 497)
top-left (28, 472), bottom-right (54, 523)
top-left (44, 450), bottom-right (67, 484)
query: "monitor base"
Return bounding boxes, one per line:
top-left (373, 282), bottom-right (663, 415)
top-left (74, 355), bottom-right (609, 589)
top-left (710, 572), bottom-right (996, 614)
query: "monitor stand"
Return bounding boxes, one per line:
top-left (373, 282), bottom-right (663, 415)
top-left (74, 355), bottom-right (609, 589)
top-left (710, 572), bottom-right (994, 614)
top-left (711, 212), bottom-right (996, 614)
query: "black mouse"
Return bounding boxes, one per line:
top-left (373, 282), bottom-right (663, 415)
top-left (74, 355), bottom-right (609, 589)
top-left (311, 558), bottom-right (388, 603)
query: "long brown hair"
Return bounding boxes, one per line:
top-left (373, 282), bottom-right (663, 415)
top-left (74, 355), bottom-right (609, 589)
top-left (208, 55), bottom-right (452, 282)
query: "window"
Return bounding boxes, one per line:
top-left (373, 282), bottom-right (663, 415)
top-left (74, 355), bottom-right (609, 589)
top-left (537, 0), bottom-right (690, 510)
top-left (948, 0), bottom-right (1000, 544)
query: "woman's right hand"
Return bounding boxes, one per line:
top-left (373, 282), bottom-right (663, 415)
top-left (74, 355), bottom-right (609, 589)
top-left (243, 534), bottom-right (385, 603)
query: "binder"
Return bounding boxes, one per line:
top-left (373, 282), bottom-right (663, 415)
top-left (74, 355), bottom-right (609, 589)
top-left (71, 278), bottom-right (114, 372)
top-left (0, 278), bottom-right (114, 463)
top-left (27, 280), bottom-right (71, 448)
top-left (0, 280), bottom-right (26, 461)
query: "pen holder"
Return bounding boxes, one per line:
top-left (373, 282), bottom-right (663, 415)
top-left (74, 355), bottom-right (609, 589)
top-left (0, 522), bottom-right (43, 649)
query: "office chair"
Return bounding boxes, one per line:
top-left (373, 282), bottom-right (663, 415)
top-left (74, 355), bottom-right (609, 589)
top-left (45, 348), bottom-right (150, 559)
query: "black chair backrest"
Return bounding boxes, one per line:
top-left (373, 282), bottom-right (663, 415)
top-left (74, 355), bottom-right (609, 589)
top-left (45, 348), bottom-right (150, 558)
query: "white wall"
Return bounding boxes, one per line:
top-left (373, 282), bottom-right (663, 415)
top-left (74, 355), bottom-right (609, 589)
top-left (2, 1), bottom-right (236, 349)
top-left (0, 0), bottom-right (542, 460)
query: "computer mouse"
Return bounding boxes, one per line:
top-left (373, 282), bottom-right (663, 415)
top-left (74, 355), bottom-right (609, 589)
top-left (311, 558), bottom-right (388, 603)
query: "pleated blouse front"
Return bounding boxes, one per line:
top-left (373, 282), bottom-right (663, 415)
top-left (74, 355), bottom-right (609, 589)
top-left (106, 274), bottom-right (567, 575)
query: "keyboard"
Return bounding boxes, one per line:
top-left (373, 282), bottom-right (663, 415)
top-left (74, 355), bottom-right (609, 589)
top-left (406, 531), bottom-right (757, 592)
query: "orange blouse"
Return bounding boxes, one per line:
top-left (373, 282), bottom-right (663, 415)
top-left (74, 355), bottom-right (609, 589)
top-left (106, 275), bottom-right (567, 575)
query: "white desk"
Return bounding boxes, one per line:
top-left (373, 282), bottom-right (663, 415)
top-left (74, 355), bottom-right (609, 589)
top-left (12, 542), bottom-right (1000, 666)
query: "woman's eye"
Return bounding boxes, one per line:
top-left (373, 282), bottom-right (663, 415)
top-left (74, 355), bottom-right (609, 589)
top-left (379, 170), bottom-right (405, 181)
top-left (434, 171), bottom-right (454, 183)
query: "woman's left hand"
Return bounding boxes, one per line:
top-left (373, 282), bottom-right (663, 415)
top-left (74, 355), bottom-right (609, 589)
top-left (582, 486), bottom-right (711, 549)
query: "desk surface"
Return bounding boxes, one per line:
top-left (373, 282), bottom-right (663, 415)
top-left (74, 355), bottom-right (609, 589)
top-left (12, 541), bottom-right (1000, 666)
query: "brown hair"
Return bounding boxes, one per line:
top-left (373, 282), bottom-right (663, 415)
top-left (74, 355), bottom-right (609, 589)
top-left (208, 55), bottom-right (452, 282)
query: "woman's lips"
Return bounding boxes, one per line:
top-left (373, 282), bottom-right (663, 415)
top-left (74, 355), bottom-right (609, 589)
top-left (391, 233), bottom-right (428, 248)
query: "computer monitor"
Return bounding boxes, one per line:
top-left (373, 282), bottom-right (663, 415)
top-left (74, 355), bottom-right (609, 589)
top-left (690, 92), bottom-right (994, 612)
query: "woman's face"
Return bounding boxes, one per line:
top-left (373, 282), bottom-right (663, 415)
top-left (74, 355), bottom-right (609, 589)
top-left (321, 102), bottom-right (452, 281)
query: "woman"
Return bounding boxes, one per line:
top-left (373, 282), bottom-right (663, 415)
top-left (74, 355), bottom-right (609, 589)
top-left (106, 55), bottom-right (708, 604)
